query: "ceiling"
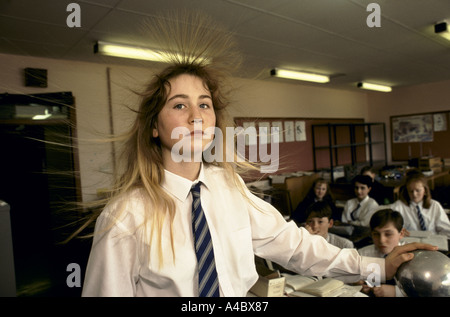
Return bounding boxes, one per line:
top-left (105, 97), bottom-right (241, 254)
top-left (1, 0), bottom-right (450, 91)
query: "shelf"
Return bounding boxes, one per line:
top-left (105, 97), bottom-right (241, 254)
top-left (314, 141), bottom-right (385, 150)
top-left (311, 122), bottom-right (387, 182)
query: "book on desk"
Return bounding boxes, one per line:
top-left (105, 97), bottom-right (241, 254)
top-left (282, 273), bottom-right (365, 297)
top-left (401, 231), bottom-right (449, 251)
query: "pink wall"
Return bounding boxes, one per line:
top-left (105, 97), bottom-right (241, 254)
top-left (367, 80), bottom-right (450, 163)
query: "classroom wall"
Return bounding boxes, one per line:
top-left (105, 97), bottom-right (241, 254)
top-left (367, 80), bottom-right (450, 164)
top-left (3, 52), bottom-right (449, 201)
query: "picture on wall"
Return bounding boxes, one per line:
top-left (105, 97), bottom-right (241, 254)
top-left (295, 121), bottom-right (306, 141)
top-left (271, 121), bottom-right (283, 143)
top-left (284, 121), bottom-right (295, 142)
top-left (392, 114), bottom-right (433, 143)
top-left (433, 113), bottom-right (447, 132)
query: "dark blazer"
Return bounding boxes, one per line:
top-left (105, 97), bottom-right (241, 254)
top-left (290, 195), bottom-right (339, 224)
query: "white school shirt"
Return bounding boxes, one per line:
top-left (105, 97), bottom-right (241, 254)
top-left (341, 196), bottom-right (379, 227)
top-left (82, 164), bottom-right (385, 297)
top-left (358, 242), bottom-right (405, 258)
top-left (358, 243), bottom-right (405, 297)
top-left (326, 233), bottom-right (354, 249)
top-left (390, 200), bottom-right (450, 239)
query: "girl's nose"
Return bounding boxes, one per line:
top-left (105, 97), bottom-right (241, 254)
top-left (189, 107), bottom-right (202, 124)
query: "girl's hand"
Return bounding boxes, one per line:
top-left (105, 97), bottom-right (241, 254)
top-left (385, 242), bottom-right (438, 280)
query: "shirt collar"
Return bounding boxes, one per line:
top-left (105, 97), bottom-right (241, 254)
top-left (358, 195), bottom-right (369, 204)
top-left (161, 163), bottom-right (210, 202)
top-left (410, 200), bottom-right (423, 208)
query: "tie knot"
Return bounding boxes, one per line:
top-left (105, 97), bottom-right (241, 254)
top-left (191, 182), bottom-right (202, 196)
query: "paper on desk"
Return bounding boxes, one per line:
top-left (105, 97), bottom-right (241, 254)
top-left (402, 232), bottom-right (448, 251)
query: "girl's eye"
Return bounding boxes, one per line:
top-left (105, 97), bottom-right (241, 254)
top-left (174, 104), bottom-right (185, 109)
top-left (199, 103), bottom-right (210, 109)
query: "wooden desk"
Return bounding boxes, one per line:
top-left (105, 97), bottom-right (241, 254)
top-left (380, 168), bottom-right (450, 201)
top-left (328, 168), bottom-right (450, 204)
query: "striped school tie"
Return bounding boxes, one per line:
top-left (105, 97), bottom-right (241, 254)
top-left (351, 203), bottom-right (361, 221)
top-left (191, 182), bottom-right (219, 297)
top-left (416, 205), bottom-right (427, 231)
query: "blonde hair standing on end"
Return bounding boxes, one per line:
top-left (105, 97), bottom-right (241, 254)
top-left (82, 11), bottom-right (258, 267)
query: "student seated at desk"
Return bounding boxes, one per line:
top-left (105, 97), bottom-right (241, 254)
top-left (304, 201), bottom-right (354, 249)
top-left (358, 209), bottom-right (406, 297)
top-left (390, 171), bottom-right (450, 239)
top-left (341, 175), bottom-right (379, 227)
top-left (360, 166), bottom-right (390, 205)
top-left (291, 177), bottom-right (339, 225)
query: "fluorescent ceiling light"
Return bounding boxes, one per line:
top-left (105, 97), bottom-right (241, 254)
top-left (270, 68), bottom-right (329, 83)
top-left (94, 41), bottom-right (209, 64)
top-left (32, 109), bottom-right (52, 120)
top-left (94, 41), bottom-right (167, 62)
top-left (357, 82), bottom-right (392, 92)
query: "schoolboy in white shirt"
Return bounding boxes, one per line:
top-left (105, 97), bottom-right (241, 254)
top-left (358, 209), bottom-right (406, 297)
top-left (305, 201), bottom-right (354, 249)
top-left (342, 175), bottom-right (379, 227)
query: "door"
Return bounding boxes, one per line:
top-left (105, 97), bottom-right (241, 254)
top-left (0, 92), bottom-right (87, 296)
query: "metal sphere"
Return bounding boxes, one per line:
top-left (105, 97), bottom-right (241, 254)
top-left (395, 250), bottom-right (450, 297)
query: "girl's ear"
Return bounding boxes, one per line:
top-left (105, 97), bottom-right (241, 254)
top-left (152, 122), bottom-right (159, 138)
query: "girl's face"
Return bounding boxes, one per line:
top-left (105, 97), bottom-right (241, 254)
top-left (407, 180), bottom-right (425, 204)
top-left (153, 74), bottom-right (216, 161)
top-left (371, 223), bottom-right (405, 255)
top-left (314, 182), bottom-right (328, 200)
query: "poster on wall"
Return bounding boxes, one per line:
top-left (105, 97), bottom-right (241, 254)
top-left (392, 114), bottom-right (433, 143)
top-left (295, 121), bottom-right (306, 141)
top-left (284, 121), bottom-right (295, 142)
top-left (433, 113), bottom-right (448, 132)
top-left (271, 121), bottom-right (283, 143)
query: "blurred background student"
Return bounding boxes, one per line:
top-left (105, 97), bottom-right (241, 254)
top-left (360, 166), bottom-right (390, 205)
top-left (304, 201), bottom-right (354, 249)
top-left (391, 171), bottom-right (450, 239)
top-left (291, 177), bottom-right (339, 225)
top-left (341, 175), bottom-right (378, 227)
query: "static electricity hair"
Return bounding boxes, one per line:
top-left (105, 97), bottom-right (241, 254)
top-left (79, 11), bottom-right (259, 268)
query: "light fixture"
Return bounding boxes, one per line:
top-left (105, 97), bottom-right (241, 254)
top-left (270, 68), bottom-right (329, 83)
top-left (357, 82), bottom-right (392, 92)
top-left (434, 21), bottom-right (450, 41)
top-left (94, 41), bottom-right (209, 64)
top-left (94, 41), bottom-right (167, 62)
top-left (32, 109), bottom-right (52, 120)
